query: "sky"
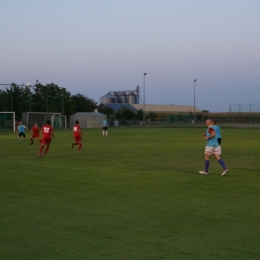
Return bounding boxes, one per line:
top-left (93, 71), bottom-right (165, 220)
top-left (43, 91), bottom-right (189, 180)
top-left (1, 0), bottom-right (260, 112)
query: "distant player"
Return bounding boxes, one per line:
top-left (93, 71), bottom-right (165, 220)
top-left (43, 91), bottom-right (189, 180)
top-left (30, 123), bottom-right (40, 145)
top-left (199, 119), bottom-right (228, 176)
top-left (72, 120), bottom-right (85, 151)
top-left (17, 121), bottom-right (26, 143)
top-left (212, 120), bottom-right (222, 155)
top-left (102, 116), bottom-right (109, 137)
top-left (38, 120), bottom-right (54, 158)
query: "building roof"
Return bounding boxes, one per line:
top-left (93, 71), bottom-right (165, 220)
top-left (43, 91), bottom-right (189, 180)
top-left (72, 112), bottom-right (106, 116)
top-left (131, 104), bottom-right (201, 113)
top-left (100, 93), bottom-right (117, 99)
top-left (102, 103), bottom-right (137, 111)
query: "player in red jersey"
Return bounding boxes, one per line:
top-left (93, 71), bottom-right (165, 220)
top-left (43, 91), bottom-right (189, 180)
top-left (38, 120), bottom-right (54, 158)
top-left (72, 120), bottom-right (85, 151)
top-left (30, 123), bottom-right (41, 145)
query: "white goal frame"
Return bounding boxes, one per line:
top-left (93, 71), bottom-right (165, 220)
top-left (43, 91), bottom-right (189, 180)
top-left (23, 112), bottom-right (67, 129)
top-left (0, 112), bottom-right (15, 132)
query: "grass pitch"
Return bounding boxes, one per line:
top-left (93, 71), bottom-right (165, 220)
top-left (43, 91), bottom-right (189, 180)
top-left (0, 127), bottom-right (260, 259)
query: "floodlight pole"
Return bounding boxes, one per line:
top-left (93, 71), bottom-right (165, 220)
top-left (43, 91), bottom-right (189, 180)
top-left (143, 73), bottom-right (147, 123)
top-left (26, 83), bottom-right (31, 112)
top-left (46, 87), bottom-right (48, 112)
top-left (11, 84), bottom-right (13, 111)
top-left (61, 87), bottom-right (65, 116)
top-left (194, 79), bottom-right (196, 124)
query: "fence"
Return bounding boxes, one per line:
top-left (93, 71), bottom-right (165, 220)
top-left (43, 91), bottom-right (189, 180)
top-left (22, 112), bottom-right (67, 129)
top-left (229, 103), bottom-right (260, 113)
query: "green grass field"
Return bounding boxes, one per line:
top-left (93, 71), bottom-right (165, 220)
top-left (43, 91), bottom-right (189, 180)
top-left (1, 127), bottom-right (260, 260)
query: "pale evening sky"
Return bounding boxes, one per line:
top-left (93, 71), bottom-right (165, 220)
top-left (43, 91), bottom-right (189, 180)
top-left (1, 0), bottom-right (260, 112)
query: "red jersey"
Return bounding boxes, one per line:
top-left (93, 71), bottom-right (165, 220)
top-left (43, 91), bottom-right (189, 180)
top-left (31, 126), bottom-right (40, 136)
top-left (42, 124), bottom-right (53, 138)
top-left (73, 124), bottom-right (81, 136)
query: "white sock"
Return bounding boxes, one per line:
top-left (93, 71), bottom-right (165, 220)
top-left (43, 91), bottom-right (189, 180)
top-left (102, 131), bottom-right (104, 135)
top-left (106, 131), bottom-right (108, 136)
top-left (219, 146), bottom-right (222, 155)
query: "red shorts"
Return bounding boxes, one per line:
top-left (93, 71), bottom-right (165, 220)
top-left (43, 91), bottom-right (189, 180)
top-left (32, 134), bottom-right (39, 139)
top-left (74, 134), bottom-right (81, 142)
top-left (41, 137), bottom-right (51, 145)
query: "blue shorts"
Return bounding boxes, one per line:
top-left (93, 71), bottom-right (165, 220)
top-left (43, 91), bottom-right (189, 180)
top-left (19, 132), bottom-right (26, 137)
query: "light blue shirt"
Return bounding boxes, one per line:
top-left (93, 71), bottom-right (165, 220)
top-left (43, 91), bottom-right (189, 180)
top-left (206, 125), bottom-right (219, 147)
top-left (214, 125), bottom-right (222, 139)
top-left (103, 120), bottom-right (108, 127)
top-left (18, 125), bottom-right (26, 133)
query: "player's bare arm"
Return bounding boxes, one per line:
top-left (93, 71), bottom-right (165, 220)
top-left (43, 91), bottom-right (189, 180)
top-left (80, 131), bottom-right (85, 136)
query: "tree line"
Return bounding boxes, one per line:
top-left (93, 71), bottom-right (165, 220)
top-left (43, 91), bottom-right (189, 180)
top-left (0, 82), bottom-right (164, 122)
top-left (0, 83), bottom-right (97, 120)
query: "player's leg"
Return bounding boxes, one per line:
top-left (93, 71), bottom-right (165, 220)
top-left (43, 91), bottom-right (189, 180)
top-left (105, 128), bottom-right (108, 136)
top-left (72, 136), bottom-right (79, 148)
top-left (204, 153), bottom-right (211, 173)
top-left (44, 143), bottom-right (50, 156)
top-left (217, 138), bottom-right (222, 155)
top-left (102, 127), bottom-right (105, 136)
top-left (30, 135), bottom-right (34, 145)
top-left (199, 147), bottom-right (212, 174)
top-left (213, 150), bottom-right (228, 176)
top-left (39, 139), bottom-right (45, 158)
top-left (18, 133), bottom-right (21, 143)
top-left (22, 133), bottom-right (26, 142)
top-left (78, 141), bottom-right (82, 151)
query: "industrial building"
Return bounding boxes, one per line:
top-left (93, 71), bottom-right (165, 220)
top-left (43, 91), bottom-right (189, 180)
top-left (100, 86), bottom-right (140, 104)
top-left (99, 86), bottom-right (201, 114)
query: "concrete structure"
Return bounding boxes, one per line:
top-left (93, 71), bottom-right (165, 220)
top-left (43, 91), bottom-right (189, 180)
top-left (100, 86), bottom-right (140, 105)
top-left (70, 112), bottom-right (106, 128)
top-left (98, 103), bottom-right (137, 112)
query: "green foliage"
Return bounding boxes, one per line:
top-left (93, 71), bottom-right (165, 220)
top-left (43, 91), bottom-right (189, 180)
top-left (0, 90), bottom-right (8, 111)
top-left (72, 93), bottom-right (97, 113)
top-left (0, 128), bottom-right (260, 259)
top-left (0, 83), bottom-right (97, 120)
top-left (147, 111), bottom-right (157, 121)
top-left (135, 108), bottom-right (143, 120)
top-left (98, 106), bottom-right (114, 116)
top-left (115, 107), bottom-right (135, 120)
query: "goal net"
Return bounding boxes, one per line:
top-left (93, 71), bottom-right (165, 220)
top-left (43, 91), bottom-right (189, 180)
top-left (22, 112), bottom-right (67, 130)
top-left (0, 112), bottom-right (15, 132)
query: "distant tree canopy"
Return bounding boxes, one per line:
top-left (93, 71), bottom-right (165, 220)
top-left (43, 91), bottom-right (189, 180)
top-left (0, 83), bottom-right (97, 120)
top-left (115, 107), bottom-right (136, 120)
top-left (72, 93), bottom-right (97, 113)
top-left (98, 106), bottom-right (114, 117)
top-left (135, 109), bottom-right (143, 120)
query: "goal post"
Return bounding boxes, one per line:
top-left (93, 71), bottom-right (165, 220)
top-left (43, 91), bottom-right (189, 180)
top-left (0, 112), bottom-right (15, 132)
top-left (22, 112), bottom-right (67, 130)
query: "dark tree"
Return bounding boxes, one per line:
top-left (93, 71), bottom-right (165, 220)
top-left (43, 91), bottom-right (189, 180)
top-left (115, 107), bottom-right (135, 120)
top-left (135, 109), bottom-right (143, 120)
top-left (99, 106), bottom-right (114, 117)
top-left (72, 93), bottom-right (97, 112)
top-left (147, 111), bottom-right (157, 121)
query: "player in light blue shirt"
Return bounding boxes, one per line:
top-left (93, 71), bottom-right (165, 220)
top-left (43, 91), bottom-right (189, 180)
top-left (17, 121), bottom-right (27, 143)
top-left (199, 119), bottom-right (228, 176)
top-left (102, 117), bottom-right (109, 137)
top-left (212, 121), bottom-right (222, 155)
